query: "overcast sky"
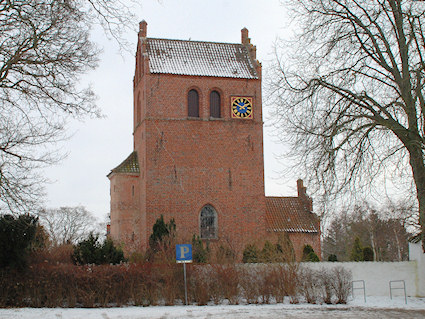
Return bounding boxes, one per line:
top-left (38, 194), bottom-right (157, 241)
top-left (43, 0), bottom-right (299, 221)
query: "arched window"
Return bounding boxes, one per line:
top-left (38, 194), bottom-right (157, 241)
top-left (200, 205), bottom-right (217, 239)
top-left (210, 90), bottom-right (221, 118)
top-left (188, 89), bottom-right (199, 117)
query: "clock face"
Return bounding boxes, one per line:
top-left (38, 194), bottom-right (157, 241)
top-left (231, 96), bottom-right (253, 119)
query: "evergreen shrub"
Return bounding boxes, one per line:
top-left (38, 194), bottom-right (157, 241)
top-left (302, 244), bottom-right (319, 262)
top-left (0, 214), bottom-right (39, 269)
top-left (72, 233), bottom-right (126, 265)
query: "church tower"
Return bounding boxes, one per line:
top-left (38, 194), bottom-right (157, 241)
top-left (108, 21), bottom-right (266, 254)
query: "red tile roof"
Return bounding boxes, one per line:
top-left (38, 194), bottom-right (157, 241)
top-left (145, 38), bottom-right (258, 79)
top-left (265, 197), bottom-right (319, 233)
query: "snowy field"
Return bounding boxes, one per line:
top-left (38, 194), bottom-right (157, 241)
top-left (1, 297), bottom-right (425, 319)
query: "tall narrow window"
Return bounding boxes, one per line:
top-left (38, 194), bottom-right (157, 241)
top-left (188, 89), bottom-right (199, 117)
top-left (200, 205), bottom-right (218, 239)
top-left (210, 91), bottom-right (221, 118)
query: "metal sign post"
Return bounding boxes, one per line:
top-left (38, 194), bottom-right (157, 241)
top-left (176, 244), bottom-right (192, 305)
top-left (183, 263), bottom-right (188, 305)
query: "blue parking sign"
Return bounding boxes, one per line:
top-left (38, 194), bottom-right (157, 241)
top-left (176, 244), bottom-right (192, 263)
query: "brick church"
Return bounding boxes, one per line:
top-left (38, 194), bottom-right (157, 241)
top-left (108, 21), bottom-right (321, 260)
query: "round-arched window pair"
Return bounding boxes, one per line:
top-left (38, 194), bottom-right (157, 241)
top-left (188, 90), bottom-right (221, 118)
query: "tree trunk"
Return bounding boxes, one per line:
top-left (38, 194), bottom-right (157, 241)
top-left (370, 231), bottom-right (378, 261)
top-left (393, 228), bottom-right (402, 261)
top-left (408, 145), bottom-right (425, 252)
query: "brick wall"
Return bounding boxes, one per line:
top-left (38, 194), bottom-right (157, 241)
top-left (264, 231), bottom-right (321, 262)
top-left (131, 70), bottom-right (266, 253)
top-left (109, 173), bottom-right (141, 252)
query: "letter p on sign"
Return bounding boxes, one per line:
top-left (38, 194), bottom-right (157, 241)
top-left (176, 244), bottom-right (192, 263)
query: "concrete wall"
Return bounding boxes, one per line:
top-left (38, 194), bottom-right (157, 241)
top-left (304, 261), bottom-right (419, 297)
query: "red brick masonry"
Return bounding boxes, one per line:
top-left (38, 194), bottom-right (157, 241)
top-left (108, 21), bottom-right (321, 260)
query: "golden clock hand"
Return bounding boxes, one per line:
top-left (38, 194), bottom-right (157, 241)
top-left (238, 102), bottom-right (246, 109)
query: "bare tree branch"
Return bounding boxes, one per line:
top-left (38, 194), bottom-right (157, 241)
top-left (270, 0), bottom-right (425, 247)
top-left (0, 0), bottom-right (138, 213)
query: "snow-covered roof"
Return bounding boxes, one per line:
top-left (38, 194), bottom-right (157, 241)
top-left (145, 38), bottom-right (258, 79)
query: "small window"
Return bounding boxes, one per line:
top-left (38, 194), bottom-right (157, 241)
top-left (210, 91), bottom-right (221, 118)
top-left (188, 89), bottom-right (199, 117)
top-left (200, 205), bottom-right (217, 239)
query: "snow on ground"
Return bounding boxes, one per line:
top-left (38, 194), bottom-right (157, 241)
top-left (1, 297), bottom-right (425, 319)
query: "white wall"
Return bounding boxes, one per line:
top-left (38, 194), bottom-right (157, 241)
top-left (409, 241), bottom-right (425, 297)
top-left (299, 242), bottom-right (425, 298)
top-left (239, 245), bottom-right (425, 298)
top-left (304, 261), bottom-right (419, 297)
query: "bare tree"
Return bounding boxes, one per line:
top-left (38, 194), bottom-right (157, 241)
top-left (322, 201), bottom-right (412, 261)
top-left (0, 0), bottom-right (137, 213)
top-left (269, 0), bottom-right (425, 248)
top-left (382, 197), bottom-right (420, 234)
top-left (38, 206), bottom-right (99, 246)
top-left (322, 211), bottom-right (352, 261)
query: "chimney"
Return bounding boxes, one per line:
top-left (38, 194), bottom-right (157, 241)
top-left (297, 179), bottom-right (306, 197)
top-left (139, 20), bottom-right (147, 38)
top-left (297, 179), bottom-right (313, 211)
top-left (241, 27), bottom-right (250, 45)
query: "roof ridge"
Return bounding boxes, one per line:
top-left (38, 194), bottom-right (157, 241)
top-left (147, 37), bottom-right (245, 46)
